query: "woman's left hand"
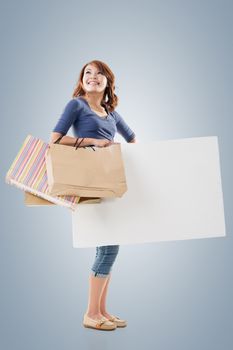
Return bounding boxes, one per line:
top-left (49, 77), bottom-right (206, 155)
top-left (105, 141), bottom-right (120, 147)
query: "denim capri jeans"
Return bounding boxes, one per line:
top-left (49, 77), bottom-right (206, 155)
top-left (91, 245), bottom-right (120, 278)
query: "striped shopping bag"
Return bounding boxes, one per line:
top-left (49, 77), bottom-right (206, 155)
top-left (24, 191), bottom-right (101, 206)
top-left (5, 135), bottom-right (81, 210)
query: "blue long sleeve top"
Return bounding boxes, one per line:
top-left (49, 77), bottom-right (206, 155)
top-left (52, 96), bottom-right (136, 142)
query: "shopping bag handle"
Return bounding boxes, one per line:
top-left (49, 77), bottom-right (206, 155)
top-left (54, 135), bottom-right (64, 144)
top-left (74, 137), bottom-right (96, 151)
top-left (74, 137), bottom-right (84, 149)
top-left (54, 134), bottom-right (80, 146)
top-left (53, 135), bottom-right (95, 151)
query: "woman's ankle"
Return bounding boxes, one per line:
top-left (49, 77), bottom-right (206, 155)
top-left (85, 311), bottom-right (103, 318)
top-left (100, 309), bottom-right (107, 315)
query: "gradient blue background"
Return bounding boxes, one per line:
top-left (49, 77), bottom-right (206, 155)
top-left (1, 0), bottom-right (232, 349)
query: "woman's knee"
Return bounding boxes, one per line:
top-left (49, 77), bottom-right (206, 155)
top-left (98, 245), bottom-right (120, 258)
top-left (91, 245), bottom-right (120, 275)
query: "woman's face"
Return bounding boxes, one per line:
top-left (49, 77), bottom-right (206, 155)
top-left (82, 64), bottom-right (108, 95)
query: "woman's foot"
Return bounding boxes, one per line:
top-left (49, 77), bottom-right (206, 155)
top-left (101, 311), bottom-right (127, 327)
top-left (100, 311), bottom-right (112, 319)
top-left (83, 313), bottom-right (116, 331)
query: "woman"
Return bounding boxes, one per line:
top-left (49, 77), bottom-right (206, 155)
top-left (50, 60), bottom-right (136, 331)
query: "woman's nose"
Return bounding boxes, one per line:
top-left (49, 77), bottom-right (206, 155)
top-left (91, 73), bottom-right (98, 78)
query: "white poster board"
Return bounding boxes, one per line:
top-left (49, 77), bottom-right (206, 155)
top-left (72, 136), bottom-right (226, 248)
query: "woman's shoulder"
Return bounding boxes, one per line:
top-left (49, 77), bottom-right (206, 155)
top-left (74, 95), bottom-right (90, 105)
top-left (110, 109), bottom-right (122, 123)
top-left (69, 96), bottom-right (85, 106)
top-left (62, 97), bottom-right (86, 113)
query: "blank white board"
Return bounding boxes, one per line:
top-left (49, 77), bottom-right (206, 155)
top-left (72, 136), bottom-right (226, 248)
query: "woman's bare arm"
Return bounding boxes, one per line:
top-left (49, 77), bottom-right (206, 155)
top-left (49, 132), bottom-right (112, 147)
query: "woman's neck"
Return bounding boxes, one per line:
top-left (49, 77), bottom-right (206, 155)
top-left (83, 93), bottom-right (103, 108)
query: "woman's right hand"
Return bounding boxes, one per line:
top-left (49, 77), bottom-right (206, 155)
top-left (93, 139), bottom-right (112, 147)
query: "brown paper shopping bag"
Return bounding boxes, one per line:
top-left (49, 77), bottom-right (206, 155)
top-left (24, 192), bottom-right (55, 206)
top-left (45, 137), bottom-right (127, 198)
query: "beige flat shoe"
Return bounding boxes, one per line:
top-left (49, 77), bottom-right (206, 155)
top-left (107, 315), bottom-right (127, 328)
top-left (83, 314), bottom-right (117, 331)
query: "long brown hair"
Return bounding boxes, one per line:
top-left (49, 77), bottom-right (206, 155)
top-left (72, 60), bottom-right (118, 112)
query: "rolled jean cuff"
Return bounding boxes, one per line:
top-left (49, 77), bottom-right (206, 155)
top-left (91, 269), bottom-right (110, 278)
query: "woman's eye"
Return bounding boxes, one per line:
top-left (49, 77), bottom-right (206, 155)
top-left (85, 71), bottom-right (102, 74)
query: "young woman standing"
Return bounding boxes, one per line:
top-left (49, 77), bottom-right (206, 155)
top-left (50, 60), bottom-right (136, 331)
